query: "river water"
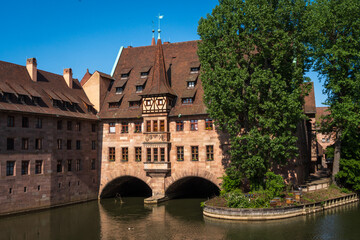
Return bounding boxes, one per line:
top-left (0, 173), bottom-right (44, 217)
top-left (0, 198), bottom-right (359, 240)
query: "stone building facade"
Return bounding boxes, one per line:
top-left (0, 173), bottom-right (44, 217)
top-left (0, 59), bottom-right (99, 215)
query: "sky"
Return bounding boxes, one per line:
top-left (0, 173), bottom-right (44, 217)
top-left (0, 0), bottom-right (326, 106)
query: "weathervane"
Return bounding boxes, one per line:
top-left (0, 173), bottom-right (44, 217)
top-left (157, 14), bottom-right (164, 40)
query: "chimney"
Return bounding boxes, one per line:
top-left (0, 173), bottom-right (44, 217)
top-left (26, 58), bottom-right (37, 82)
top-left (63, 68), bottom-right (73, 88)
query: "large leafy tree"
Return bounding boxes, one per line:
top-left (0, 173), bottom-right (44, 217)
top-left (198, 0), bottom-right (310, 189)
top-left (306, 0), bottom-right (360, 182)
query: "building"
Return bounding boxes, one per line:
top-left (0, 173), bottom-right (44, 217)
top-left (82, 37), bottom-right (317, 201)
top-left (0, 36), bottom-right (317, 214)
top-left (315, 107), bottom-right (334, 169)
top-left (0, 59), bottom-right (99, 215)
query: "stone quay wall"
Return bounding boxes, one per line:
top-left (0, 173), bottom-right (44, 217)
top-left (203, 193), bottom-right (359, 221)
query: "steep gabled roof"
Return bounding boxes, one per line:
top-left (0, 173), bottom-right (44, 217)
top-left (140, 39), bottom-right (176, 97)
top-left (0, 60), bottom-right (97, 120)
top-left (80, 69), bottom-right (92, 86)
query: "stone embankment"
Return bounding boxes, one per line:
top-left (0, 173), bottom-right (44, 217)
top-left (203, 193), bottom-right (358, 221)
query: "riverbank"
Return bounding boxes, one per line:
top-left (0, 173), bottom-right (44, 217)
top-left (203, 188), bottom-right (359, 221)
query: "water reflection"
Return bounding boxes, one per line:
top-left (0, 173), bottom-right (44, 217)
top-left (0, 199), bottom-right (358, 240)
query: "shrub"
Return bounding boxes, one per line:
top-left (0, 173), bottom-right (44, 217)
top-left (264, 171), bottom-right (285, 199)
top-left (336, 158), bottom-right (360, 191)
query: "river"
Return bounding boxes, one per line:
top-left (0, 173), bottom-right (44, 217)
top-left (0, 198), bottom-right (359, 240)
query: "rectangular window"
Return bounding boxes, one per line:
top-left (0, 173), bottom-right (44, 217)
top-left (153, 120), bottom-right (158, 132)
top-left (35, 138), bottom-right (42, 150)
top-left (135, 122), bottom-right (142, 133)
top-left (190, 120), bottom-right (198, 131)
top-left (136, 86), bottom-right (143, 93)
top-left (75, 122), bottom-right (81, 131)
top-left (182, 98), bottom-right (193, 104)
top-left (76, 140), bottom-right (81, 150)
top-left (147, 148), bottom-right (151, 162)
top-left (57, 120), bottom-right (62, 130)
top-left (145, 100), bottom-right (151, 106)
top-left (7, 116), bottom-right (14, 127)
top-left (35, 160), bottom-right (43, 174)
top-left (135, 147), bottom-right (142, 162)
top-left (109, 122), bottom-right (116, 133)
top-left (121, 73), bottom-right (129, 78)
top-left (205, 119), bottom-right (213, 130)
top-left (22, 117), bottom-right (29, 128)
top-left (22, 138), bottom-right (29, 150)
top-left (177, 147), bottom-right (184, 161)
top-left (76, 159), bottom-right (81, 171)
top-left (153, 148), bottom-right (158, 162)
top-left (190, 67), bottom-right (200, 72)
top-left (6, 161), bottom-right (15, 176)
top-left (187, 81), bottom-right (195, 88)
top-left (67, 159), bottom-right (72, 171)
top-left (91, 123), bottom-right (96, 132)
top-left (92, 140), bottom-right (96, 150)
top-left (176, 121), bottom-right (184, 131)
top-left (191, 146), bottom-right (199, 161)
top-left (57, 160), bottom-right (63, 173)
top-left (206, 145), bottom-right (214, 161)
top-left (7, 138), bottom-right (14, 150)
top-left (21, 160), bottom-right (29, 175)
top-left (67, 121), bottom-right (72, 130)
top-left (91, 159), bottom-right (96, 170)
top-left (109, 147), bottom-right (115, 161)
top-left (116, 87), bottom-right (123, 94)
top-left (160, 148), bottom-right (165, 162)
top-left (67, 140), bottom-right (72, 150)
top-left (160, 120), bottom-right (165, 132)
top-left (129, 101), bottom-right (141, 108)
top-left (36, 117), bottom-right (42, 129)
top-left (109, 102), bottom-right (120, 108)
top-left (121, 147), bottom-right (128, 161)
top-left (121, 122), bottom-right (129, 133)
top-left (146, 121), bottom-right (151, 132)
top-left (57, 139), bottom-right (62, 150)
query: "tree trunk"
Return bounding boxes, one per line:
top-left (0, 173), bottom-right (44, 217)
top-left (332, 133), bottom-right (341, 183)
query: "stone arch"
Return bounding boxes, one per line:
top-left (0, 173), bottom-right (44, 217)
top-left (165, 170), bottom-right (220, 198)
top-left (165, 169), bottom-right (220, 191)
top-left (100, 175), bottom-right (152, 198)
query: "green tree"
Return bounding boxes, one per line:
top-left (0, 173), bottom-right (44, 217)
top-left (306, 0), bottom-right (360, 182)
top-left (198, 0), bottom-right (310, 189)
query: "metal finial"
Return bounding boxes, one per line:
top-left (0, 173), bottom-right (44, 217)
top-left (157, 14), bottom-right (164, 40)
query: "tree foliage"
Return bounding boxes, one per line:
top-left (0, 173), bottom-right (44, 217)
top-left (306, 0), bottom-right (360, 181)
top-left (198, 0), bottom-right (310, 189)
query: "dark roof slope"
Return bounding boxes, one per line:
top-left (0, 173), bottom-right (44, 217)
top-left (99, 40), bottom-right (205, 119)
top-left (0, 60), bottom-right (97, 120)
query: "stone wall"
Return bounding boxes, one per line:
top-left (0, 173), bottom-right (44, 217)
top-left (0, 112), bottom-right (99, 215)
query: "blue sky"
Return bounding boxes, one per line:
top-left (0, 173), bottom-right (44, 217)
top-left (0, 0), bottom-right (326, 106)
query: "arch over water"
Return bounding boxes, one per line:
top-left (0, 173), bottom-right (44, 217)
top-left (165, 176), bottom-right (220, 199)
top-left (100, 176), bottom-right (152, 198)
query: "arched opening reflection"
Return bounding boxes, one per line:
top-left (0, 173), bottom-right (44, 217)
top-left (166, 177), bottom-right (220, 199)
top-left (100, 176), bottom-right (152, 198)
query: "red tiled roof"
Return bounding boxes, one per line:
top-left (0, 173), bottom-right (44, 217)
top-left (80, 69), bottom-right (92, 86)
top-left (141, 39), bottom-right (176, 97)
top-left (99, 40), bottom-right (315, 119)
top-left (316, 107), bottom-right (330, 122)
top-left (0, 60), bottom-right (97, 120)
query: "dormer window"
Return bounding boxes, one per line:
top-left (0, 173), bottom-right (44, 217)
top-left (121, 73), bottom-right (129, 78)
top-left (136, 86), bottom-right (143, 93)
top-left (190, 67), bottom-right (200, 73)
top-left (187, 81), bottom-right (195, 88)
top-left (141, 72), bottom-right (149, 77)
top-left (182, 98), bottom-right (193, 105)
top-left (129, 101), bottom-right (141, 108)
top-left (116, 87), bottom-right (123, 94)
top-left (109, 102), bottom-right (120, 109)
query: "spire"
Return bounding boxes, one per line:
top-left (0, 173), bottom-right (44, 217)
top-left (151, 29), bottom-right (156, 46)
top-left (141, 38), bottom-right (176, 97)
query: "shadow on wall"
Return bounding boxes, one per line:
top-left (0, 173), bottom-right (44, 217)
top-left (100, 176), bottom-right (152, 198)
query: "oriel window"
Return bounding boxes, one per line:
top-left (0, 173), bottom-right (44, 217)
top-left (147, 148), bottom-right (151, 162)
top-left (160, 120), bottom-right (165, 132)
top-left (160, 148), bottom-right (165, 162)
top-left (146, 121), bottom-right (151, 132)
top-left (153, 120), bottom-right (158, 132)
top-left (153, 148), bottom-right (158, 162)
